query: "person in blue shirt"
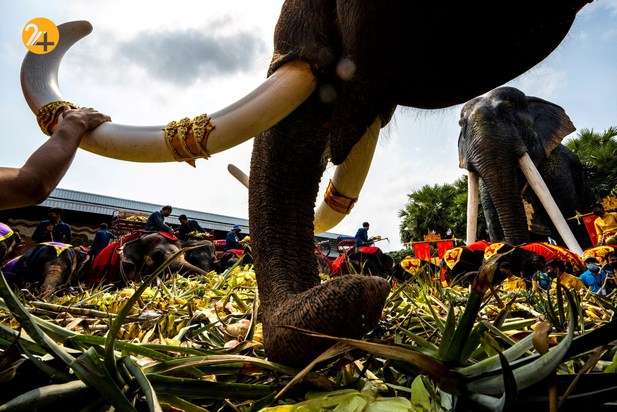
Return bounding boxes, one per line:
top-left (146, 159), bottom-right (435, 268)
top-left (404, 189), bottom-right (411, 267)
top-left (32, 207), bottom-right (72, 244)
top-left (88, 223), bottom-right (116, 258)
top-left (145, 205), bottom-right (174, 234)
top-left (177, 214), bottom-right (206, 241)
top-left (580, 256), bottom-right (608, 295)
top-left (225, 225), bottom-right (242, 251)
top-left (531, 255), bottom-right (551, 292)
top-left (355, 222), bottom-right (374, 249)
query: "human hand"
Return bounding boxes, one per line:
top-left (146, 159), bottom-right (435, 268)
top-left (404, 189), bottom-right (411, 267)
top-left (58, 107), bottom-right (111, 133)
top-left (46, 225), bottom-right (53, 233)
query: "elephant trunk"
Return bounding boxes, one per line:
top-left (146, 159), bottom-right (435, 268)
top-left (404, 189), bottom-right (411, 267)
top-left (40, 264), bottom-right (67, 294)
top-left (169, 255), bottom-right (210, 277)
top-left (474, 144), bottom-right (530, 245)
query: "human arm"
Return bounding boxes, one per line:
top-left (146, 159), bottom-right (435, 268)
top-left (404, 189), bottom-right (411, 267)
top-left (32, 222), bottom-right (50, 243)
top-left (0, 108), bottom-right (111, 210)
top-left (64, 224), bottom-right (73, 244)
top-left (595, 219), bottom-right (604, 246)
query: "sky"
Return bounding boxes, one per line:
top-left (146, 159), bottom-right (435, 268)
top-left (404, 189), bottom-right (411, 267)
top-left (1, 1), bottom-right (616, 253)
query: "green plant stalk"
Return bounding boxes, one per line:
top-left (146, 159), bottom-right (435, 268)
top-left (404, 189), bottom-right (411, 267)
top-left (437, 303), bottom-right (456, 358)
top-left (245, 288), bottom-right (258, 342)
top-left (442, 290), bottom-right (483, 365)
top-left (156, 394), bottom-right (210, 412)
top-left (0, 380), bottom-right (94, 412)
top-left (122, 356), bottom-right (163, 412)
top-left (105, 248), bottom-right (186, 386)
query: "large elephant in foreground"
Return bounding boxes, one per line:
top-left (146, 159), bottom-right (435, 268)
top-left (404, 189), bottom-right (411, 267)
top-left (458, 87), bottom-right (596, 250)
top-left (21, 2), bottom-right (591, 367)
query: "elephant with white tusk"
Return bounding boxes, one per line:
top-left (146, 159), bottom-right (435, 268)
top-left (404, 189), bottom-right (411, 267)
top-left (21, 2), bottom-right (593, 367)
top-left (459, 87), bottom-right (596, 253)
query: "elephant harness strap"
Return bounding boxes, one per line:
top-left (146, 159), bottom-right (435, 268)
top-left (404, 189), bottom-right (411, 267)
top-left (147, 232), bottom-right (178, 251)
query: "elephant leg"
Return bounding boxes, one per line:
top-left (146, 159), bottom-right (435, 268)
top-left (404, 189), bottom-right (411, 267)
top-left (249, 96), bottom-right (390, 367)
top-left (479, 178), bottom-right (505, 242)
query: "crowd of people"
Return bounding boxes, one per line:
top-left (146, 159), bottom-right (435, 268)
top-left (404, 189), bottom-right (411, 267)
top-left (499, 251), bottom-right (617, 295)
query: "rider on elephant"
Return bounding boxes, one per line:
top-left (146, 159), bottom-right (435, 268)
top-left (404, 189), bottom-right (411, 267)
top-left (88, 223), bottom-right (116, 259)
top-left (32, 207), bottom-right (72, 244)
top-left (591, 203), bottom-right (617, 246)
top-left (354, 222), bottom-right (374, 250)
top-left (145, 205), bottom-right (174, 234)
top-left (224, 225), bottom-right (243, 251)
top-left (546, 258), bottom-right (585, 293)
top-left (177, 214), bottom-right (206, 241)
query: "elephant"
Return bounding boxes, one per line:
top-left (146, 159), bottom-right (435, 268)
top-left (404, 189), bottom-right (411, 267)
top-left (119, 232), bottom-right (210, 282)
top-left (458, 87), bottom-right (596, 252)
top-left (11, 243), bottom-right (90, 294)
top-left (182, 238), bottom-right (218, 273)
top-left (391, 257), bottom-right (440, 283)
top-left (20, 2), bottom-right (592, 367)
top-left (442, 247), bottom-right (485, 286)
top-left (346, 247), bottom-right (395, 279)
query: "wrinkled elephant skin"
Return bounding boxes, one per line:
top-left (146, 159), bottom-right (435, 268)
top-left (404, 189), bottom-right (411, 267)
top-left (120, 233), bottom-right (210, 282)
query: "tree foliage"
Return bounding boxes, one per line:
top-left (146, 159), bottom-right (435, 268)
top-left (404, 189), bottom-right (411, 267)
top-left (398, 175), bottom-right (489, 243)
top-left (565, 127), bottom-right (617, 200)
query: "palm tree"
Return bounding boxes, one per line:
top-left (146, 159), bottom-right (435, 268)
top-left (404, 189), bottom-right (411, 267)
top-left (565, 127), bottom-right (617, 199)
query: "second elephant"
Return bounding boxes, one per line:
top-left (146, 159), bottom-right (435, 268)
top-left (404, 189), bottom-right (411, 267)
top-left (458, 87), bottom-right (595, 250)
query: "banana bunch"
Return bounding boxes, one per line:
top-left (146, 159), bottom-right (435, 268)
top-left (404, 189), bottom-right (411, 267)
top-left (126, 215), bottom-right (147, 222)
top-left (253, 323), bottom-right (263, 343)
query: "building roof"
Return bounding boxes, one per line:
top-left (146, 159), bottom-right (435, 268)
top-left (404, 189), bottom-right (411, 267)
top-left (40, 188), bottom-right (348, 240)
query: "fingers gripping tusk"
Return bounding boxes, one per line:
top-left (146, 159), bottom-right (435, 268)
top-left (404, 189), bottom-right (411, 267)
top-left (228, 164), bottom-right (249, 189)
top-left (466, 171), bottom-right (479, 245)
top-left (518, 153), bottom-right (583, 255)
top-left (313, 118), bottom-right (381, 234)
top-left (21, 21), bottom-right (316, 164)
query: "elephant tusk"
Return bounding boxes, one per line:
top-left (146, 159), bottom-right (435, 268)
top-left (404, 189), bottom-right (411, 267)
top-left (21, 21), bottom-right (317, 164)
top-left (228, 164), bottom-right (249, 189)
top-left (518, 153), bottom-right (583, 255)
top-left (313, 118), bottom-right (381, 234)
top-left (466, 171), bottom-right (479, 245)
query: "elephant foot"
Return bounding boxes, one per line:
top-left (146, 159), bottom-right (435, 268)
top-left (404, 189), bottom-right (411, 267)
top-left (263, 275), bottom-right (390, 368)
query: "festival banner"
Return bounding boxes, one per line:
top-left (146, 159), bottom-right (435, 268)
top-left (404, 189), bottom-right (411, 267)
top-left (437, 240), bottom-right (454, 259)
top-left (413, 242), bottom-right (431, 261)
top-left (583, 214), bottom-right (599, 246)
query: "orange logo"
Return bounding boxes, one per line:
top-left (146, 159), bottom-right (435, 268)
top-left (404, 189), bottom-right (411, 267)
top-left (23, 18), bottom-right (59, 54)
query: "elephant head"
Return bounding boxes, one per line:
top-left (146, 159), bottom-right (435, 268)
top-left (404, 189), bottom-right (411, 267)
top-left (14, 243), bottom-right (88, 295)
top-left (119, 233), bottom-right (210, 282)
top-left (20, 2), bottom-right (591, 366)
top-left (458, 87), bottom-right (590, 252)
top-left (182, 238), bottom-right (218, 273)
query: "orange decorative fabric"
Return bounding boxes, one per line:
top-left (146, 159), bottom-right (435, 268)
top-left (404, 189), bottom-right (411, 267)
top-left (324, 180), bottom-right (358, 215)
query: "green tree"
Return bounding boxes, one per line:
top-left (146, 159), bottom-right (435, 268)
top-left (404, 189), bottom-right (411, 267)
top-left (565, 127), bottom-right (617, 200)
top-left (398, 175), bottom-right (488, 244)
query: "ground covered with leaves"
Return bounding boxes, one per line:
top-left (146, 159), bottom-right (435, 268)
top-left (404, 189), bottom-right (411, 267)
top-left (2, 253), bottom-right (617, 411)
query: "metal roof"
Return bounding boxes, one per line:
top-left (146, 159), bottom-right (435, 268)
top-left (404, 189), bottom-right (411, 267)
top-left (40, 188), bottom-right (347, 240)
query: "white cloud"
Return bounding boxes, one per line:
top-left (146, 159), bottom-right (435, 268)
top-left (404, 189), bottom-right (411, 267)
top-left (514, 67), bottom-right (568, 98)
top-left (603, 28), bottom-right (617, 41)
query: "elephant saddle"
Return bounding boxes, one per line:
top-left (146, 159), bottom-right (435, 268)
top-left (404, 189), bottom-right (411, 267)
top-left (86, 231), bottom-right (143, 286)
top-left (358, 246), bottom-right (379, 255)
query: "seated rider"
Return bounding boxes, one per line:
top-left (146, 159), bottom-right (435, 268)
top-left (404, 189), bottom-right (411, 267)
top-left (591, 203), bottom-right (617, 246)
top-left (145, 205), bottom-right (174, 234)
top-left (355, 222), bottom-right (375, 250)
top-left (225, 225), bottom-right (242, 251)
top-left (177, 214), bottom-right (206, 241)
top-left (88, 223), bottom-right (116, 259)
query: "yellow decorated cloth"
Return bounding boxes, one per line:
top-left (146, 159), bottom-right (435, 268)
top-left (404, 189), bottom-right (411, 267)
top-left (594, 212), bottom-right (617, 239)
top-left (501, 275), bottom-right (526, 292)
top-left (40, 242), bottom-right (72, 257)
top-left (401, 257), bottom-right (422, 275)
top-left (444, 248), bottom-right (463, 270)
top-left (582, 246), bottom-right (614, 266)
top-left (484, 242), bottom-right (506, 260)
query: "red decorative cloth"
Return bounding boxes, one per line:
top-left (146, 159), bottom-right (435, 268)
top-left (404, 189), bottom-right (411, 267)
top-left (358, 246), bottom-right (379, 255)
top-left (330, 254), bottom-right (346, 277)
top-left (227, 249), bottom-right (245, 259)
top-left (86, 232), bottom-right (143, 286)
top-left (314, 249), bottom-right (333, 272)
top-left (583, 215), bottom-right (599, 247)
top-left (437, 241), bottom-right (454, 259)
top-left (520, 242), bottom-right (558, 262)
top-left (159, 232), bottom-right (178, 241)
top-left (466, 240), bottom-right (492, 251)
top-left (413, 242), bottom-right (431, 261)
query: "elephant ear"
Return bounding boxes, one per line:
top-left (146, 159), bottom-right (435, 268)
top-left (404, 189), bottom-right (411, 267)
top-left (526, 96), bottom-right (576, 162)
